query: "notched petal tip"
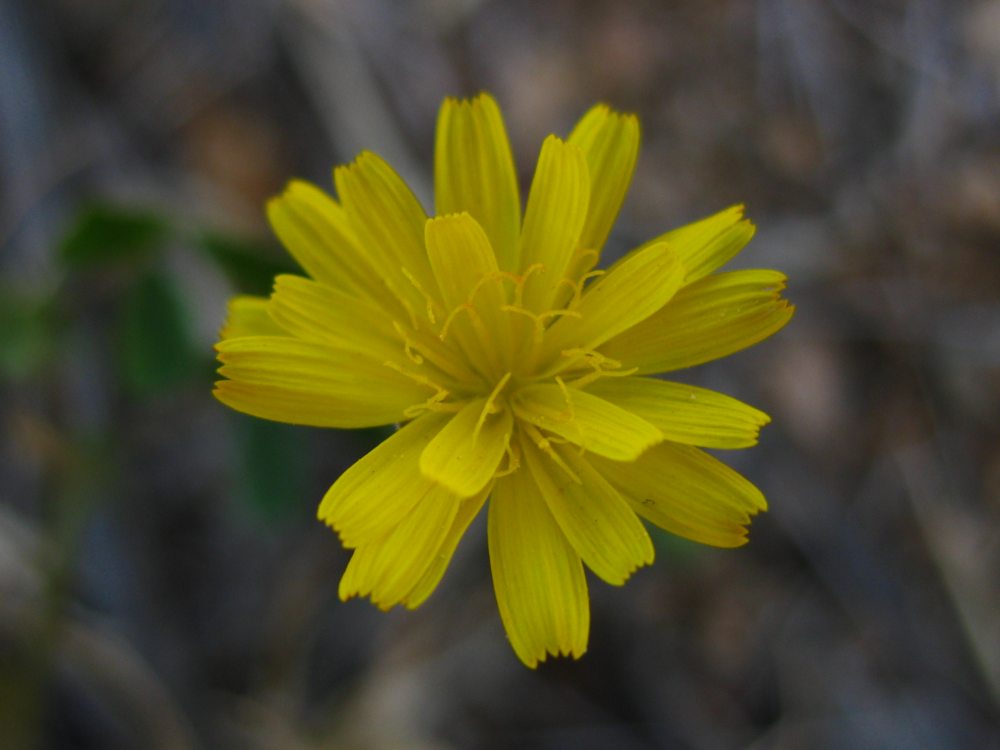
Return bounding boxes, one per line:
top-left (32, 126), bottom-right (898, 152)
top-left (331, 149), bottom-right (381, 185)
top-left (769, 272), bottom-right (790, 291)
top-left (316, 507), bottom-right (355, 548)
top-left (338, 585), bottom-right (397, 613)
top-left (447, 91), bottom-right (500, 109)
top-left (267, 180), bottom-right (299, 204)
top-left (542, 132), bottom-right (574, 151)
top-left (610, 545), bottom-right (656, 585)
top-left (725, 533), bottom-right (751, 549)
top-left (338, 580), bottom-right (398, 612)
top-left (523, 643), bottom-right (589, 670)
top-left (352, 149), bottom-right (379, 166)
top-left (283, 178), bottom-right (318, 197)
top-left (773, 300), bottom-right (796, 332)
top-left (425, 211), bottom-right (473, 231)
top-left (576, 101), bottom-right (639, 123)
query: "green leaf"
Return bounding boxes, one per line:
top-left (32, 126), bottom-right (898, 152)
top-left (236, 418), bottom-right (307, 523)
top-left (232, 422), bottom-right (394, 525)
top-left (197, 231), bottom-right (295, 296)
top-left (59, 204), bottom-right (170, 268)
top-left (0, 291), bottom-right (55, 380)
top-left (118, 270), bottom-right (196, 394)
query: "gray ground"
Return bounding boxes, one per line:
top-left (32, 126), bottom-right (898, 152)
top-left (2, 1), bottom-right (999, 748)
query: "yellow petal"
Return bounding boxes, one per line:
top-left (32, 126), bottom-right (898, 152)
top-left (435, 94), bottom-right (521, 271)
top-left (586, 377), bottom-right (770, 449)
top-left (641, 204), bottom-right (756, 282)
top-left (568, 104), bottom-right (640, 255)
top-left (220, 296), bottom-right (284, 340)
top-left (425, 214), bottom-right (500, 308)
top-left (420, 398), bottom-right (512, 497)
top-left (318, 414), bottom-right (449, 547)
top-left (339, 483), bottom-right (460, 610)
top-left (267, 180), bottom-right (385, 300)
top-left (517, 136), bottom-right (590, 312)
top-left (591, 443), bottom-right (767, 548)
top-left (489, 469), bottom-right (589, 668)
top-left (512, 383), bottom-right (661, 461)
top-left (402, 486), bottom-right (491, 609)
top-left (542, 240), bottom-right (684, 358)
top-left (214, 337), bottom-right (431, 428)
top-left (521, 436), bottom-right (653, 585)
top-left (424, 213), bottom-right (512, 373)
top-left (267, 274), bottom-right (402, 362)
top-left (334, 152), bottom-right (438, 314)
top-left (600, 269), bottom-right (794, 374)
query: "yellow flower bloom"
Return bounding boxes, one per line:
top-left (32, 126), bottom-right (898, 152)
top-left (214, 94), bottom-right (793, 667)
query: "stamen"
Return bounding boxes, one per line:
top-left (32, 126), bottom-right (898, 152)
top-left (392, 319), bottom-right (481, 387)
top-left (438, 303), bottom-right (470, 343)
top-left (553, 375), bottom-right (587, 447)
top-left (510, 263), bottom-right (545, 308)
top-left (402, 390), bottom-right (463, 420)
top-left (545, 347), bottom-right (621, 377)
top-left (557, 267), bottom-right (605, 311)
top-left (538, 309), bottom-right (582, 324)
top-left (436, 302), bottom-right (503, 382)
top-left (554, 376), bottom-right (574, 420)
top-left (574, 247), bottom-right (600, 276)
top-left (398, 295), bottom-right (418, 330)
top-left (493, 269), bottom-right (526, 294)
top-left (502, 305), bottom-right (581, 344)
top-left (462, 303), bottom-right (505, 376)
top-left (522, 423), bottom-right (581, 483)
top-left (383, 359), bottom-right (449, 400)
top-left (400, 266), bottom-right (440, 325)
top-left (466, 271), bottom-right (507, 306)
top-left (391, 321), bottom-right (424, 365)
top-left (493, 438), bottom-right (521, 478)
top-left (502, 303), bottom-right (582, 377)
top-left (569, 364), bottom-right (639, 390)
top-left (473, 372), bottom-right (512, 442)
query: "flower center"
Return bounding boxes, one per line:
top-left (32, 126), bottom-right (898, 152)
top-left (386, 260), bottom-right (636, 431)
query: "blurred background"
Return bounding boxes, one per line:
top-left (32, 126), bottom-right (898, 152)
top-left (2, 0), bottom-right (1000, 747)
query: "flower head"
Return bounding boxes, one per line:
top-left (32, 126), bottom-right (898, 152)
top-left (214, 93), bottom-right (793, 667)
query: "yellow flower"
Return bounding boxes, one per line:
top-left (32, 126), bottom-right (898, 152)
top-left (214, 94), bottom-right (793, 667)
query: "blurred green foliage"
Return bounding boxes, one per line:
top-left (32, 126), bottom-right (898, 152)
top-left (197, 231), bottom-right (296, 297)
top-left (58, 203), bottom-right (169, 268)
top-left (236, 419), bottom-right (308, 522)
top-left (117, 269), bottom-right (197, 395)
top-left (0, 291), bottom-right (55, 380)
top-left (49, 201), bottom-right (309, 523)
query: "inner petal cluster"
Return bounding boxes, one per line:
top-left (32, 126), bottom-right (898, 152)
top-left (382, 210), bottom-right (674, 501)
